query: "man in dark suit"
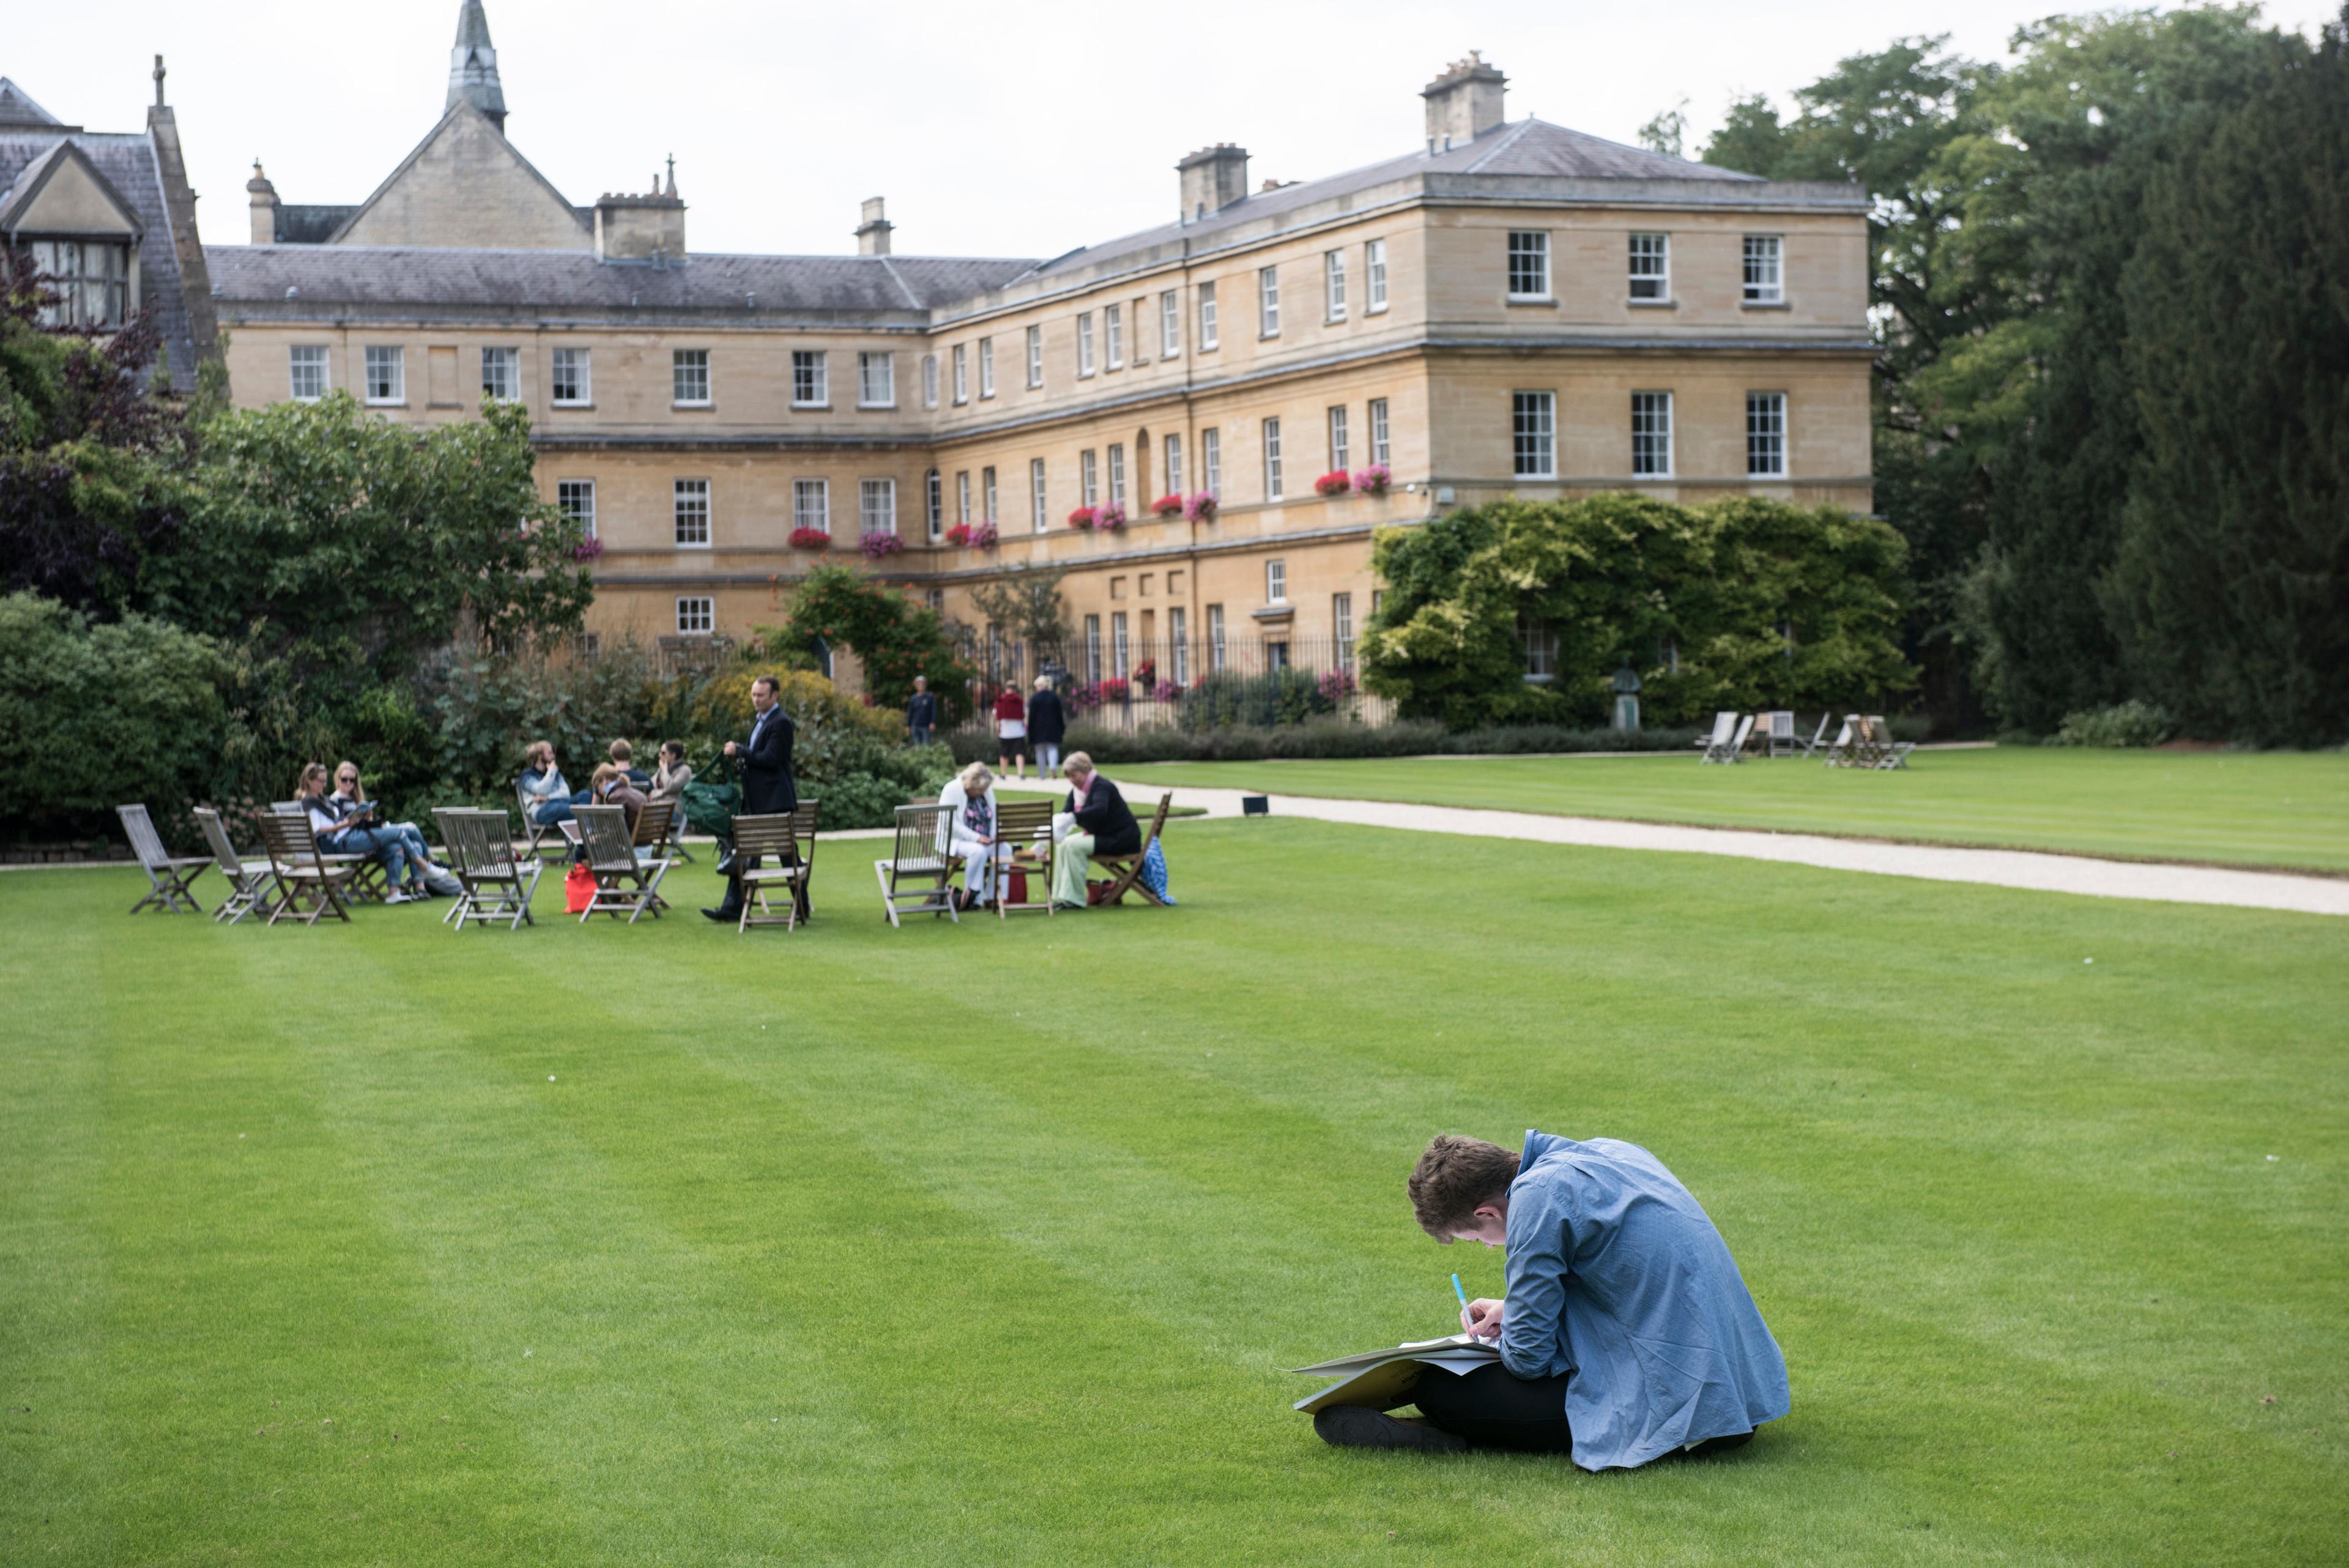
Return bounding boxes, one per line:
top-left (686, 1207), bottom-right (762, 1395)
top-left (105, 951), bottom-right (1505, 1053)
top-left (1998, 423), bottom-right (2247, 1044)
top-left (704, 674), bottom-right (800, 923)
top-left (1026, 675), bottom-right (1067, 777)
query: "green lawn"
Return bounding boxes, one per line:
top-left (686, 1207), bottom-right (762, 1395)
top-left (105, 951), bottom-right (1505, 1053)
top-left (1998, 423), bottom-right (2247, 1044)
top-left (1110, 747), bottom-right (2349, 872)
top-left (4, 822), bottom-right (2345, 1566)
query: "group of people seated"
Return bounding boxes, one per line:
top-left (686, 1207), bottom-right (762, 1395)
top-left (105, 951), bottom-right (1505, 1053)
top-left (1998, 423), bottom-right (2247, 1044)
top-left (935, 749), bottom-right (1140, 912)
top-left (519, 738), bottom-right (694, 842)
top-left (292, 760), bottom-right (462, 904)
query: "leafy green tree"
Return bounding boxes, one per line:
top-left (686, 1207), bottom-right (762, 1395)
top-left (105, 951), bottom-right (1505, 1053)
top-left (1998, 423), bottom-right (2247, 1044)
top-left (966, 562), bottom-right (1072, 649)
top-left (781, 562), bottom-right (973, 719)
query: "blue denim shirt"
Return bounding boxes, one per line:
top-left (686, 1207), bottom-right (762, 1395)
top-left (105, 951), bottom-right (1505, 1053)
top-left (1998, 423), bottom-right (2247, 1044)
top-left (1499, 1131), bottom-right (1791, 1470)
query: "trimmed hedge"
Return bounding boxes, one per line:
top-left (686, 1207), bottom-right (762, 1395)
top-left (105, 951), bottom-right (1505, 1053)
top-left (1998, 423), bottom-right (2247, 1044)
top-left (953, 719), bottom-right (1710, 767)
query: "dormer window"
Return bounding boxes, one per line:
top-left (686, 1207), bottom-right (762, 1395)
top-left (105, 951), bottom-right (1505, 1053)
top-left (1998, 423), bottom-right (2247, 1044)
top-left (28, 239), bottom-right (130, 328)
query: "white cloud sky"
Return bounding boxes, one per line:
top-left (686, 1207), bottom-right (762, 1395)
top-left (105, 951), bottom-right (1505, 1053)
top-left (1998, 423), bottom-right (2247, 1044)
top-left (16, 1), bottom-right (2338, 258)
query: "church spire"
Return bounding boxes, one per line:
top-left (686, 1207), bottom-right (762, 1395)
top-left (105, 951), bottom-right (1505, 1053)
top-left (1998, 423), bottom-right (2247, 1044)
top-left (445, 0), bottom-right (507, 133)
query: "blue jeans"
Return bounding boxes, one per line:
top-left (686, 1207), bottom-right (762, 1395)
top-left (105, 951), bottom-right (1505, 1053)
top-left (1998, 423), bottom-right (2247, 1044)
top-left (334, 827), bottom-right (414, 885)
top-left (910, 724), bottom-right (933, 746)
top-left (530, 794), bottom-right (586, 826)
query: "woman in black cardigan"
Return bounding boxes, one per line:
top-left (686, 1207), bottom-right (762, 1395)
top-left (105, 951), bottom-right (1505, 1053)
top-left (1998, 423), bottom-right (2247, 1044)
top-left (1050, 751), bottom-right (1139, 908)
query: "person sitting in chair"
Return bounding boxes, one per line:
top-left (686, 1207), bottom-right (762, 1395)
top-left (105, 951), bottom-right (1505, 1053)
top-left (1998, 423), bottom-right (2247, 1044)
top-left (590, 762), bottom-right (648, 837)
top-left (519, 741), bottom-right (581, 827)
top-left (295, 762), bottom-right (423, 903)
top-left (332, 762), bottom-right (458, 899)
top-left (650, 741), bottom-right (693, 804)
top-left (1310, 1131), bottom-right (1789, 1468)
top-left (938, 761), bottom-right (1005, 912)
top-left (608, 739), bottom-right (652, 791)
top-left (1048, 751), bottom-right (1138, 910)
top-left (704, 674), bottom-right (799, 923)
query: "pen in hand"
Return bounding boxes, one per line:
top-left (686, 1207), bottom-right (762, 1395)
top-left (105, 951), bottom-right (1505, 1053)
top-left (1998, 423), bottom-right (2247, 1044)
top-left (1453, 1273), bottom-right (1472, 1332)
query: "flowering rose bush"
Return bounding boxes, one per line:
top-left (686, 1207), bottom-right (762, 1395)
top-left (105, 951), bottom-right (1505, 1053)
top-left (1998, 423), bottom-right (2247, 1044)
top-left (1065, 680), bottom-right (1104, 712)
top-left (1183, 491), bottom-right (1219, 522)
top-left (1318, 668), bottom-right (1358, 703)
top-left (1133, 658), bottom-right (1157, 689)
top-left (1353, 464), bottom-right (1392, 496)
top-left (944, 522), bottom-right (971, 546)
top-left (789, 526), bottom-right (831, 551)
top-left (1314, 470), bottom-right (1352, 497)
top-left (1066, 506), bottom-right (1097, 529)
top-left (1098, 676), bottom-right (1130, 703)
top-left (1151, 678), bottom-right (1182, 702)
top-left (860, 530), bottom-right (904, 559)
top-left (1096, 503), bottom-right (1127, 531)
top-left (1150, 494), bottom-right (1185, 518)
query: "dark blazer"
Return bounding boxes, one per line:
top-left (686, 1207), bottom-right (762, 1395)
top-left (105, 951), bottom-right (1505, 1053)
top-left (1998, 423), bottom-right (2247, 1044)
top-left (906, 691), bottom-right (939, 731)
top-left (1066, 773), bottom-right (1140, 856)
top-left (1027, 688), bottom-right (1067, 746)
top-left (738, 705), bottom-right (798, 816)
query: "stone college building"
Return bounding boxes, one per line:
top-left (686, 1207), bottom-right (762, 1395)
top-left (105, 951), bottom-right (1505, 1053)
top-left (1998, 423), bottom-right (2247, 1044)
top-left (56, 2), bottom-right (1880, 689)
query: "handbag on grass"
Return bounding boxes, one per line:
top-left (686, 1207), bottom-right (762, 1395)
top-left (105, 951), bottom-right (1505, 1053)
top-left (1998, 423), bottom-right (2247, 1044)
top-left (565, 863), bottom-right (596, 913)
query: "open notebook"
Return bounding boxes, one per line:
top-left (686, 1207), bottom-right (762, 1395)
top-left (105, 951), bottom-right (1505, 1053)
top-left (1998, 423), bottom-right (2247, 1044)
top-left (1288, 1334), bottom-right (1501, 1414)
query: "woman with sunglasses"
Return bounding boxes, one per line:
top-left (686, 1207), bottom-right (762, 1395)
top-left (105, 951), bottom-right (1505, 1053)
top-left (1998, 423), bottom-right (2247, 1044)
top-left (328, 762), bottom-right (458, 900)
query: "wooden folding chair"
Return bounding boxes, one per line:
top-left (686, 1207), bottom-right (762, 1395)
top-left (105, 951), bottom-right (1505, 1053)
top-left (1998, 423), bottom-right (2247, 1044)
top-left (875, 803), bottom-right (959, 927)
top-left (256, 807), bottom-right (355, 926)
top-left (1818, 716), bottom-right (1858, 767)
top-left (650, 792), bottom-right (697, 863)
top-left (1695, 712), bottom-right (1740, 764)
top-left (1764, 710), bottom-right (1796, 758)
top-left (193, 806), bottom-right (271, 924)
top-left (272, 800), bottom-right (387, 902)
top-left (992, 800), bottom-right (1057, 916)
top-left (730, 813), bottom-right (805, 932)
top-left (633, 798), bottom-right (681, 912)
top-left (576, 804), bottom-right (669, 924)
top-left (1795, 713), bottom-right (1834, 760)
top-left (1086, 792), bottom-right (1174, 908)
top-left (1861, 716), bottom-right (1916, 770)
top-left (117, 803), bottom-right (212, 913)
top-left (434, 807), bottom-right (541, 930)
top-left (517, 781), bottom-right (566, 861)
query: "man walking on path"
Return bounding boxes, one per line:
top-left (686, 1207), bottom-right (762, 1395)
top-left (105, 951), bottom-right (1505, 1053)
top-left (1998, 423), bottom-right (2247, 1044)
top-left (1026, 675), bottom-right (1066, 778)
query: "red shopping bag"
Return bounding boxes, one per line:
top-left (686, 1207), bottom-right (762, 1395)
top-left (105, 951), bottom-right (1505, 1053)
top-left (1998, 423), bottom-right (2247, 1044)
top-left (1006, 869), bottom-right (1027, 905)
top-left (565, 863), bottom-right (596, 914)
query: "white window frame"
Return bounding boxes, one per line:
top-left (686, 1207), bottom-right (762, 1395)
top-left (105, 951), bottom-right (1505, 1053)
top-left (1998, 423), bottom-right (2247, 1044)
top-left (793, 477), bottom-right (830, 535)
top-left (1365, 238), bottom-right (1388, 313)
top-left (673, 478), bottom-right (711, 548)
top-left (673, 348), bottom-right (711, 407)
top-left (860, 478), bottom-right (897, 535)
top-left (1327, 405), bottom-right (1350, 473)
top-left (1198, 281), bottom-right (1220, 351)
top-left (1266, 558), bottom-right (1287, 604)
top-left (982, 466), bottom-right (997, 521)
top-left (1743, 235), bottom-right (1784, 304)
top-left (1325, 250), bottom-right (1348, 321)
top-left (1160, 289), bottom-right (1181, 357)
top-left (1025, 325), bottom-right (1043, 388)
top-left (791, 351), bottom-right (827, 408)
top-left (1257, 266), bottom-right (1280, 337)
top-left (1368, 398), bottom-right (1390, 466)
top-left (481, 346), bottom-right (519, 402)
top-left (1111, 611), bottom-right (1130, 677)
top-left (1030, 458), bottom-right (1048, 533)
top-left (1208, 604), bottom-right (1226, 671)
top-left (957, 471), bottom-right (973, 526)
top-left (676, 596), bottom-right (714, 636)
top-left (1522, 616), bottom-right (1559, 682)
top-left (1108, 444), bottom-right (1127, 508)
top-left (926, 468), bottom-right (944, 540)
top-left (1747, 392), bottom-right (1788, 477)
top-left (1080, 449), bottom-right (1099, 508)
top-left (979, 337), bottom-right (995, 398)
top-left (1170, 606), bottom-right (1189, 683)
top-left (1202, 426), bottom-right (1221, 495)
top-left (1085, 614), bottom-right (1103, 682)
top-left (857, 351), bottom-right (895, 409)
top-left (1104, 303), bottom-right (1124, 370)
top-left (921, 353), bottom-right (939, 409)
top-left (363, 345), bottom-right (404, 405)
top-left (1077, 313), bottom-right (1096, 377)
top-left (1262, 417), bottom-right (1283, 502)
top-left (1506, 231), bottom-right (1551, 301)
top-left (1334, 592), bottom-right (1355, 671)
top-left (1163, 433), bottom-right (1183, 495)
top-left (951, 343), bottom-right (968, 405)
top-left (1629, 232), bottom-right (1670, 302)
top-left (288, 344), bottom-right (328, 403)
top-left (550, 346), bottom-right (591, 406)
top-left (1631, 391), bottom-right (1674, 477)
top-left (557, 478), bottom-right (596, 539)
top-left (1513, 390), bottom-right (1556, 480)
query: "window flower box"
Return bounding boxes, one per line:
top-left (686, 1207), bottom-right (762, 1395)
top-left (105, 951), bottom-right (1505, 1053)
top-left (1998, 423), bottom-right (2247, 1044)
top-left (1150, 494), bottom-right (1185, 518)
top-left (1353, 464), bottom-right (1392, 497)
top-left (944, 522), bottom-right (972, 546)
top-left (1067, 506), bottom-right (1097, 530)
top-left (860, 530), bottom-right (904, 559)
top-left (1098, 676), bottom-right (1130, 704)
top-left (1095, 502), bottom-right (1127, 531)
top-left (569, 537), bottom-right (604, 562)
top-left (967, 520), bottom-right (998, 549)
top-left (789, 526), bottom-right (831, 551)
top-left (1183, 491), bottom-right (1219, 523)
top-left (1314, 469), bottom-right (1352, 497)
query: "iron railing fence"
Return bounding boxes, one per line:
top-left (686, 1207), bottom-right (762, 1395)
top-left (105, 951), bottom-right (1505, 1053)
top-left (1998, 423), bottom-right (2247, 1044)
top-left (949, 633), bottom-right (1394, 735)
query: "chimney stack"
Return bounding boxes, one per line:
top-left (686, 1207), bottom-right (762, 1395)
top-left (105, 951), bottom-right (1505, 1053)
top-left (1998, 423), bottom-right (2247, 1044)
top-left (1176, 144), bottom-right (1250, 225)
top-left (855, 196), bottom-right (894, 256)
top-left (594, 175), bottom-right (687, 264)
top-left (1422, 52), bottom-right (1506, 152)
top-left (247, 160), bottom-right (280, 244)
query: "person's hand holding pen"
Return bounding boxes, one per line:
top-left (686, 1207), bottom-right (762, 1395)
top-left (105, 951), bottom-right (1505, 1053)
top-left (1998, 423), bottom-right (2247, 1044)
top-left (1454, 1273), bottom-right (1504, 1341)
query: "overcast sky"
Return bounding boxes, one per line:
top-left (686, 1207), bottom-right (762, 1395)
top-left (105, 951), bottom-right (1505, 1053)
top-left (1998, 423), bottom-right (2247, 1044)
top-left (17, 2), bottom-right (2339, 259)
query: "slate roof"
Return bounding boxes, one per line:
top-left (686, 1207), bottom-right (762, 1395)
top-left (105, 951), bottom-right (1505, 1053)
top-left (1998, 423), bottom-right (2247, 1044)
top-left (206, 245), bottom-right (1042, 324)
top-left (0, 129), bottom-right (200, 383)
top-left (0, 77), bottom-right (69, 129)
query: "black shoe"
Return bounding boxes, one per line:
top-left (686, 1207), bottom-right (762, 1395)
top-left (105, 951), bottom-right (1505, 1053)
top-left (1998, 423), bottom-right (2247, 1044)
top-left (714, 855), bottom-right (737, 875)
top-left (1312, 1406), bottom-right (1468, 1454)
top-left (702, 905), bottom-right (740, 923)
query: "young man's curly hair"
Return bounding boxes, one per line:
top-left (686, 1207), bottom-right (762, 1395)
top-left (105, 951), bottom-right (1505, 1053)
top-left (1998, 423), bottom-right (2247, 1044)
top-left (1408, 1134), bottom-right (1522, 1238)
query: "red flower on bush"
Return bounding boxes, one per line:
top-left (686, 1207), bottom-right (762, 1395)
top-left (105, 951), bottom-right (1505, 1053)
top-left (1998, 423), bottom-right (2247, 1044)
top-left (1150, 494), bottom-right (1185, 518)
top-left (789, 526), bottom-right (831, 551)
top-left (1315, 470), bottom-right (1352, 497)
top-left (1067, 506), bottom-right (1097, 529)
top-left (1098, 676), bottom-right (1130, 703)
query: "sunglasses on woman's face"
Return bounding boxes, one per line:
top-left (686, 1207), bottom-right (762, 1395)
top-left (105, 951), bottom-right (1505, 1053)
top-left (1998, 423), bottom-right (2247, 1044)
top-left (337, 774), bottom-right (357, 784)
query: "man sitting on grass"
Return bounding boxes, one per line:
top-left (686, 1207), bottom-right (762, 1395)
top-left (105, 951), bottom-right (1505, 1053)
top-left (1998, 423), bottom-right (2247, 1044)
top-left (1313, 1131), bottom-right (1789, 1468)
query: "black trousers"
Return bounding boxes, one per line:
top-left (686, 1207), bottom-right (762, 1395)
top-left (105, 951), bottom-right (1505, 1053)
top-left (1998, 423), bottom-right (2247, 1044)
top-left (719, 851), bottom-right (804, 919)
top-left (1403, 1363), bottom-right (1577, 1452)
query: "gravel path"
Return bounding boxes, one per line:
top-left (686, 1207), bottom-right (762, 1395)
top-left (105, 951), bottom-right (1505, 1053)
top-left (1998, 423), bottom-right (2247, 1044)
top-left (1141, 786), bottom-right (2349, 918)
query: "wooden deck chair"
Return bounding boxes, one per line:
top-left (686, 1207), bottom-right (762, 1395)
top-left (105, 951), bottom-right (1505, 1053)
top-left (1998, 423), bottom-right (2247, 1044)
top-left (1086, 792), bottom-right (1174, 908)
top-left (272, 800), bottom-right (388, 902)
top-left (875, 803), bottom-right (959, 927)
top-left (633, 798), bottom-right (682, 912)
top-left (117, 803), bottom-right (212, 913)
top-left (990, 800), bottom-right (1057, 916)
top-left (1819, 716), bottom-right (1859, 767)
top-left (1696, 712), bottom-right (1740, 764)
top-left (577, 804), bottom-right (669, 924)
top-left (256, 806), bottom-right (355, 925)
top-left (516, 781), bottom-right (566, 861)
top-left (435, 807), bottom-right (540, 930)
top-left (730, 814), bottom-right (804, 932)
top-left (1702, 713), bottom-right (1755, 765)
top-left (193, 806), bottom-right (271, 924)
top-left (789, 799), bottom-right (820, 924)
top-left (1862, 716), bottom-right (1917, 770)
top-left (1764, 710), bottom-right (1797, 758)
top-left (1795, 713), bottom-right (1834, 759)
top-left (650, 794), bottom-right (697, 863)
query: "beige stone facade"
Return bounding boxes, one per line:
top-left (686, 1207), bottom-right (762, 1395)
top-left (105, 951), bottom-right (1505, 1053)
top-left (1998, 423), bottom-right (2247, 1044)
top-left (209, 17), bottom-right (1873, 693)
